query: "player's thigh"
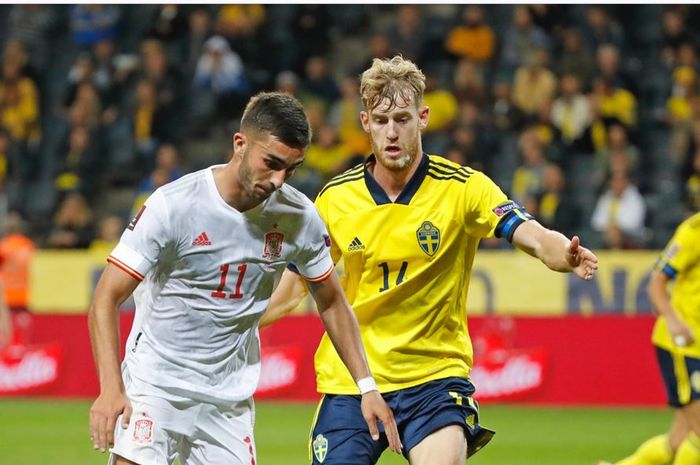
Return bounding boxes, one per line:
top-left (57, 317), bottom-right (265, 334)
top-left (408, 424), bottom-right (466, 465)
top-left (681, 399), bottom-right (700, 437)
top-left (181, 398), bottom-right (256, 465)
top-left (669, 410), bottom-right (690, 450)
top-left (399, 377), bottom-right (494, 459)
top-left (310, 394), bottom-right (387, 465)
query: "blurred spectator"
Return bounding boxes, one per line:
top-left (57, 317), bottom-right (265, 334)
top-left (329, 76), bottom-right (370, 157)
top-left (147, 5), bottom-right (188, 43)
top-left (500, 5), bottom-right (550, 75)
top-left (0, 57), bottom-right (40, 144)
top-left (591, 171), bottom-right (646, 249)
top-left (54, 125), bottom-right (101, 200)
top-left (6, 5), bottom-right (56, 73)
top-left (581, 6), bottom-right (625, 52)
top-left (70, 5), bottom-right (120, 48)
top-left (130, 167), bottom-right (171, 219)
top-left (452, 59), bottom-right (487, 106)
top-left (89, 214), bottom-right (124, 257)
top-left (660, 8), bottom-right (694, 66)
top-left (128, 78), bottom-right (173, 167)
top-left (215, 5), bottom-right (265, 41)
top-left (193, 35), bottom-right (250, 120)
top-left (490, 79), bottom-right (524, 132)
top-left (386, 6), bottom-right (426, 64)
top-left (300, 56), bottom-right (340, 108)
top-left (422, 74), bottom-right (458, 134)
top-left (530, 164), bottom-right (579, 236)
top-left (511, 129), bottom-right (547, 204)
top-left (291, 5), bottom-right (331, 72)
top-left (596, 44), bottom-right (636, 96)
top-left (137, 142), bottom-right (182, 190)
top-left (511, 48), bottom-right (557, 117)
top-left (667, 66), bottom-right (698, 160)
top-left (305, 125), bottom-right (356, 181)
top-left (0, 212), bottom-right (35, 312)
top-left (551, 73), bottom-right (593, 152)
top-left (449, 125), bottom-right (487, 173)
top-left (589, 77), bottom-right (637, 151)
top-left (595, 122), bottom-right (640, 187)
top-left (139, 39), bottom-right (183, 114)
top-left (184, 7), bottom-right (213, 77)
top-left (275, 70), bottom-right (300, 97)
top-left (45, 194), bottom-right (95, 249)
top-left (557, 28), bottom-right (596, 91)
top-left (445, 5), bottom-right (495, 64)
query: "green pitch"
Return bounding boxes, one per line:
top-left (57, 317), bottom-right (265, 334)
top-left (0, 398), bottom-right (671, 464)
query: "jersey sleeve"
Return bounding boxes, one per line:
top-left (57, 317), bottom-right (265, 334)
top-left (656, 221), bottom-right (699, 280)
top-left (463, 171), bottom-right (533, 240)
top-left (288, 205), bottom-right (334, 283)
top-left (107, 189), bottom-right (172, 281)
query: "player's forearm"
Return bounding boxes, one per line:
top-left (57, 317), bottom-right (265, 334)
top-left (88, 300), bottom-right (125, 393)
top-left (260, 269), bottom-right (308, 327)
top-left (648, 272), bottom-right (677, 320)
top-left (318, 302), bottom-right (372, 382)
top-left (514, 223), bottom-right (572, 272)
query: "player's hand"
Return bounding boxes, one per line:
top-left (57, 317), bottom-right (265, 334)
top-left (566, 236), bottom-right (599, 281)
top-left (89, 389), bottom-right (132, 453)
top-left (667, 313), bottom-right (695, 347)
top-left (360, 391), bottom-right (403, 454)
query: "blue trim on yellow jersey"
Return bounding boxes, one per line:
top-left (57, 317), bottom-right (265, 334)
top-left (494, 207), bottom-right (533, 242)
top-left (662, 263), bottom-right (678, 279)
top-left (364, 153), bottom-right (429, 205)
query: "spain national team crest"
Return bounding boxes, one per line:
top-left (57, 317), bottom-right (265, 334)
top-left (132, 417), bottom-right (154, 444)
top-left (312, 434), bottom-right (329, 463)
top-left (416, 221), bottom-right (440, 256)
top-left (263, 231), bottom-right (284, 258)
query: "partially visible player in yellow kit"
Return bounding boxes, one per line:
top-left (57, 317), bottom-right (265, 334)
top-left (599, 213), bottom-right (700, 465)
top-left (263, 56), bottom-right (599, 465)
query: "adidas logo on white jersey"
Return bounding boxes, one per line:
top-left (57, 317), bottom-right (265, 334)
top-left (348, 237), bottom-right (365, 251)
top-left (192, 232), bottom-right (212, 246)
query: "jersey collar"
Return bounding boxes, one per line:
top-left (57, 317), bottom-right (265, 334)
top-left (364, 153), bottom-right (429, 205)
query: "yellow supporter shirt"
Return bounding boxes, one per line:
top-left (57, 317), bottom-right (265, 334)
top-left (313, 153), bottom-right (532, 394)
top-left (652, 212), bottom-right (700, 356)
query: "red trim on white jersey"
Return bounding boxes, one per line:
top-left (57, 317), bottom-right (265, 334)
top-left (306, 265), bottom-right (334, 283)
top-left (107, 256), bottom-right (145, 281)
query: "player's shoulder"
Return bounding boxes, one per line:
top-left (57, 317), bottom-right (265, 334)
top-left (158, 168), bottom-right (208, 199)
top-left (425, 154), bottom-right (484, 185)
top-left (317, 162), bottom-right (365, 198)
top-left (680, 212), bottom-right (700, 231)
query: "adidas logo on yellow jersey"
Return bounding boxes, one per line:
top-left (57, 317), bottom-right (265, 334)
top-left (348, 237), bottom-right (365, 251)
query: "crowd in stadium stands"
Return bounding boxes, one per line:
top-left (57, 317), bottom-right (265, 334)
top-left (0, 4), bottom-right (696, 252)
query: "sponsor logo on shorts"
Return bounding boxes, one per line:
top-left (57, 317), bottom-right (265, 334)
top-left (313, 434), bottom-right (328, 463)
top-left (133, 416), bottom-right (154, 444)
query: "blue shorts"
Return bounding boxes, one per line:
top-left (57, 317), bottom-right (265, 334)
top-left (309, 377), bottom-right (495, 465)
top-left (656, 346), bottom-right (700, 407)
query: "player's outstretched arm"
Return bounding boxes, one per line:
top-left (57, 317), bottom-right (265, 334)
top-left (648, 269), bottom-right (694, 346)
top-left (308, 271), bottom-right (403, 454)
top-left (260, 269), bottom-right (309, 327)
top-left (88, 264), bottom-right (140, 453)
top-left (511, 220), bottom-right (599, 280)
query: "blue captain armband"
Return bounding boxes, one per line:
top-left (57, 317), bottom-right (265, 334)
top-left (494, 204), bottom-right (534, 242)
top-left (661, 263), bottom-right (678, 279)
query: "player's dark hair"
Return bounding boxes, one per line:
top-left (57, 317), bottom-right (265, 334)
top-left (240, 92), bottom-right (311, 148)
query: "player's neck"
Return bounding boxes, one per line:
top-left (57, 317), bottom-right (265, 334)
top-left (370, 154), bottom-right (421, 202)
top-left (212, 163), bottom-right (259, 212)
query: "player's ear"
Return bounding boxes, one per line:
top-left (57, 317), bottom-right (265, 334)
top-left (360, 111), bottom-right (370, 133)
top-left (418, 106), bottom-right (430, 130)
top-left (233, 132), bottom-right (246, 158)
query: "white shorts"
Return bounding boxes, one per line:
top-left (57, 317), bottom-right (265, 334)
top-left (109, 374), bottom-right (256, 465)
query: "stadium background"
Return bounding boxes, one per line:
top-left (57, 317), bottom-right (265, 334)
top-left (0, 4), bottom-right (696, 464)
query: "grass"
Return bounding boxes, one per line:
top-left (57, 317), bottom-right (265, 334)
top-left (0, 398), bottom-right (672, 464)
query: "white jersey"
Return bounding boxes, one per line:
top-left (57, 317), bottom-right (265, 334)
top-left (108, 165), bottom-right (333, 404)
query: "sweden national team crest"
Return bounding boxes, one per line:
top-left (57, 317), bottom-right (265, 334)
top-left (416, 221), bottom-right (440, 256)
top-left (312, 434), bottom-right (329, 463)
top-left (263, 231), bottom-right (284, 258)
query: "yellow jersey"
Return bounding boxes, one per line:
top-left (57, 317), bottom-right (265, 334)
top-left (314, 153), bottom-right (532, 394)
top-left (652, 212), bottom-right (700, 356)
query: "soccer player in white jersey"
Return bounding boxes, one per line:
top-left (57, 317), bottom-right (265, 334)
top-left (88, 92), bottom-right (401, 465)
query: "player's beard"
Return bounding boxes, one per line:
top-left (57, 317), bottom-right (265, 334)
top-left (238, 147), bottom-right (266, 203)
top-left (372, 134), bottom-right (420, 172)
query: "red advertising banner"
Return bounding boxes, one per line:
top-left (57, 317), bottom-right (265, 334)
top-left (0, 313), bottom-right (666, 406)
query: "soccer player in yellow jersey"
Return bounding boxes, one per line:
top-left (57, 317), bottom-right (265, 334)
top-left (263, 56), bottom-right (599, 465)
top-left (599, 213), bottom-right (700, 465)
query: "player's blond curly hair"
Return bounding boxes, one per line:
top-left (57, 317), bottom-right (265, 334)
top-left (360, 56), bottom-right (426, 112)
